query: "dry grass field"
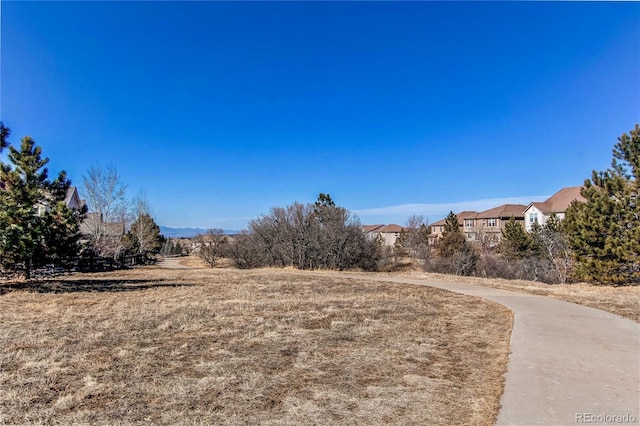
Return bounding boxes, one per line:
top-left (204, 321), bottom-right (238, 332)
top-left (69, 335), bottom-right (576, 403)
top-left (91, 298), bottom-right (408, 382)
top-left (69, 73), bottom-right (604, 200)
top-left (1, 267), bottom-right (512, 425)
top-left (177, 256), bottom-right (640, 323)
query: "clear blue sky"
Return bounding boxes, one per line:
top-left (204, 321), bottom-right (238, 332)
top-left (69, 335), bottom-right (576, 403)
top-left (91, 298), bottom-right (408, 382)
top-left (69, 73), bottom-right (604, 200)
top-left (2, 1), bottom-right (639, 230)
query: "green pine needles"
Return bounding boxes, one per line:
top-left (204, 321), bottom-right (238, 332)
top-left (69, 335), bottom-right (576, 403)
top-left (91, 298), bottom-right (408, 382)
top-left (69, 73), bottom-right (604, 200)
top-left (564, 125), bottom-right (640, 284)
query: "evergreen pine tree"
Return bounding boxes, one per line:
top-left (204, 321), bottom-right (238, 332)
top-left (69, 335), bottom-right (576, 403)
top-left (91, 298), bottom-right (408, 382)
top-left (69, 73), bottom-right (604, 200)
top-left (500, 216), bottom-right (534, 259)
top-left (0, 137), bottom-right (50, 277)
top-left (0, 122), bottom-right (9, 152)
top-left (564, 125), bottom-right (640, 284)
top-left (443, 211), bottom-right (461, 235)
top-left (437, 211), bottom-right (478, 275)
top-left (0, 133), bottom-right (84, 277)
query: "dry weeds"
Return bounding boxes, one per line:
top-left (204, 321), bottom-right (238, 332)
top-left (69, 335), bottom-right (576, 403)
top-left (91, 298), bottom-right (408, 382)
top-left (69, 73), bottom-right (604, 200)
top-left (1, 268), bottom-right (512, 425)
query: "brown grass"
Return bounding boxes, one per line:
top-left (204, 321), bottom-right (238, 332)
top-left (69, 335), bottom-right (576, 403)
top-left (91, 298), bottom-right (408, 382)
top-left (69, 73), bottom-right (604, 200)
top-left (386, 269), bottom-right (640, 323)
top-left (0, 267), bottom-right (512, 425)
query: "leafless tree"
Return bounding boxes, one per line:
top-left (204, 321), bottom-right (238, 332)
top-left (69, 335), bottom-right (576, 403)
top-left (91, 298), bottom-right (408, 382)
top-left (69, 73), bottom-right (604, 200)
top-left (81, 164), bottom-right (129, 258)
top-left (195, 228), bottom-right (228, 267)
top-left (233, 196), bottom-right (382, 271)
top-left (399, 214), bottom-right (431, 259)
top-left (533, 219), bottom-right (572, 284)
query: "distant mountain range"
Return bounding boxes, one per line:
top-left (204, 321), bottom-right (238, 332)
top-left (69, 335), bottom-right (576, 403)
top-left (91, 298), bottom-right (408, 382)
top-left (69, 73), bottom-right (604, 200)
top-left (159, 226), bottom-right (240, 238)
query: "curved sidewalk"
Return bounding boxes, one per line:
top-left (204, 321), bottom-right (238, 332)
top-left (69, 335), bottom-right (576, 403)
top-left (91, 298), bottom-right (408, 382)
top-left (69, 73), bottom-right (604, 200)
top-left (315, 273), bottom-right (640, 426)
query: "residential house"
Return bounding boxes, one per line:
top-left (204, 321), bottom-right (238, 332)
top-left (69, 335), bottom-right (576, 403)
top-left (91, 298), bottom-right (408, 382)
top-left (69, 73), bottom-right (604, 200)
top-left (523, 187), bottom-right (585, 232)
top-left (429, 205), bottom-right (526, 247)
top-left (429, 211), bottom-right (479, 243)
top-left (64, 186), bottom-right (84, 210)
top-left (35, 186), bottom-right (85, 216)
top-left (472, 204), bottom-right (527, 246)
top-left (363, 224), bottom-right (405, 246)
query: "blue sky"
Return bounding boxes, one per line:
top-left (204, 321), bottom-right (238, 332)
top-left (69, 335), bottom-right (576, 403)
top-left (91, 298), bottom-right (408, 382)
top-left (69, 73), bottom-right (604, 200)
top-left (2, 1), bottom-right (639, 230)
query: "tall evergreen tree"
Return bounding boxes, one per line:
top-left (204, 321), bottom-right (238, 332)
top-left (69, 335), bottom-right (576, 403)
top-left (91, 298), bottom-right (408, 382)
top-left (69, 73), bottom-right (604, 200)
top-left (0, 137), bottom-right (50, 277)
top-left (0, 122), bottom-right (9, 152)
top-left (443, 211), bottom-right (461, 235)
top-left (500, 216), bottom-right (534, 259)
top-left (437, 211), bottom-right (477, 275)
top-left (0, 136), bottom-right (83, 277)
top-left (564, 125), bottom-right (640, 284)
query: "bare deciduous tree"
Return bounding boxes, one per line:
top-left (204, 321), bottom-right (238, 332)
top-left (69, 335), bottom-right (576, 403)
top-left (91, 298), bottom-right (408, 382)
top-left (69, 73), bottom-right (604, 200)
top-left (195, 228), bottom-right (228, 267)
top-left (82, 164), bottom-right (129, 258)
top-left (229, 195), bottom-right (382, 271)
top-left (399, 214), bottom-right (431, 259)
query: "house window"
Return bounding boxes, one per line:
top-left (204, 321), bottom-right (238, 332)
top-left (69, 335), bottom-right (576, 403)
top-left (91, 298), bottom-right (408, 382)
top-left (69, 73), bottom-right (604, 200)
top-left (529, 213), bottom-right (538, 224)
top-left (464, 219), bottom-right (474, 228)
top-left (487, 218), bottom-right (496, 227)
top-left (466, 232), bottom-right (475, 240)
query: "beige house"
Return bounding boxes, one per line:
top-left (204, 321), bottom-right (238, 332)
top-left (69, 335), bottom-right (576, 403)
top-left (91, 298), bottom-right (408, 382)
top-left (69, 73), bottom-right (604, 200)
top-left (523, 187), bottom-right (585, 232)
top-left (363, 224), bottom-right (405, 246)
top-left (429, 205), bottom-right (526, 247)
top-left (429, 211), bottom-right (478, 241)
top-left (472, 204), bottom-right (527, 246)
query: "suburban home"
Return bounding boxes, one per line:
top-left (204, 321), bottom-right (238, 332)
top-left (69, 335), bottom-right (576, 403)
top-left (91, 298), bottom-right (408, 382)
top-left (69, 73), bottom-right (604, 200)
top-left (472, 204), bottom-right (527, 246)
top-left (64, 186), bottom-right (84, 210)
top-left (429, 205), bottom-right (526, 247)
top-left (34, 186), bottom-right (85, 216)
top-left (523, 187), bottom-right (585, 232)
top-left (429, 211), bottom-right (478, 242)
top-left (363, 224), bottom-right (405, 246)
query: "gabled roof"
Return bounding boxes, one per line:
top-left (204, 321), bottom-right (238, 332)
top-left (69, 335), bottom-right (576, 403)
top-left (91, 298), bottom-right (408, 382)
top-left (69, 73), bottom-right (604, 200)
top-left (431, 211), bottom-right (479, 227)
top-left (457, 211), bottom-right (479, 220)
top-left (476, 204), bottom-right (527, 219)
top-left (526, 187), bottom-right (585, 214)
top-left (363, 224), bottom-right (384, 233)
top-left (64, 186), bottom-right (85, 209)
top-left (378, 224), bottom-right (404, 233)
top-left (363, 224), bottom-right (404, 233)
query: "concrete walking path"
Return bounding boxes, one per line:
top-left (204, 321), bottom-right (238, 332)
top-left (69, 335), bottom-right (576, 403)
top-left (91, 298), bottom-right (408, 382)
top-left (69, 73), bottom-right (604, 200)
top-left (157, 257), bottom-right (201, 270)
top-left (326, 273), bottom-right (640, 426)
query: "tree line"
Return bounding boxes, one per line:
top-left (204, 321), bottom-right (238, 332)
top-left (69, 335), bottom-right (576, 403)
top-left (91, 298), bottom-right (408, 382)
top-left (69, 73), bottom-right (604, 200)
top-left (193, 125), bottom-right (638, 285)
top-left (4, 122), bottom-right (636, 285)
top-left (0, 123), bottom-right (163, 278)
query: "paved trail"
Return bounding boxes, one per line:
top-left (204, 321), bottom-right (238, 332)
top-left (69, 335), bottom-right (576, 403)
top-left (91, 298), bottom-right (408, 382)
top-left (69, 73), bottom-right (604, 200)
top-left (323, 273), bottom-right (640, 426)
top-left (157, 257), bottom-right (201, 270)
top-left (159, 262), bottom-right (640, 425)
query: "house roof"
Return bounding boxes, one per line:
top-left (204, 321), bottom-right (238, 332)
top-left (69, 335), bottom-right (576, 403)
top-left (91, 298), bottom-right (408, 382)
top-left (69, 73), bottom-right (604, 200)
top-left (363, 224), bottom-right (384, 233)
top-left (457, 211), bottom-right (479, 220)
top-left (476, 204), bottom-right (527, 219)
top-left (363, 224), bottom-right (404, 233)
top-left (526, 186), bottom-right (585, 214)
top-left (379, 224), bottom-right (404, 233)
top-left (431, 211), bottom-right (478, 227)
top-left (64, 186), bottom-right (85, 209)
